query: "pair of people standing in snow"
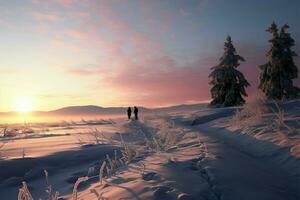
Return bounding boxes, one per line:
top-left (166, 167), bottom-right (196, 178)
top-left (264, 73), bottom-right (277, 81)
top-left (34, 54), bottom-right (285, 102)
top-left (127, 106), bottom-right (138, 120)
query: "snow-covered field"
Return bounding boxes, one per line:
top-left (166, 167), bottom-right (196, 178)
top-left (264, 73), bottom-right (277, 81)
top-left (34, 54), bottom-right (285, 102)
top-left (1, 101), bottom-right (300, 200)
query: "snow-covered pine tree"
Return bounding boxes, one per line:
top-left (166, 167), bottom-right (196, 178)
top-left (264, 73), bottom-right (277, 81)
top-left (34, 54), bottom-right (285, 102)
top-left (258, 22), bottom-right (299, 99)
top-left (279, 24), bottom-right (300, 98)
top-left (209, 36), bottom-right (250, 107)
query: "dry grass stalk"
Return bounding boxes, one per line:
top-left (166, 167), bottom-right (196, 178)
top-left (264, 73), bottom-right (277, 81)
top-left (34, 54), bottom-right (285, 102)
top-left (72, 176), bottom-right (88, 200)
top-left (99, 161), bottom-right (106, 184)
top-left (18, 182), bottom-right (33, 200)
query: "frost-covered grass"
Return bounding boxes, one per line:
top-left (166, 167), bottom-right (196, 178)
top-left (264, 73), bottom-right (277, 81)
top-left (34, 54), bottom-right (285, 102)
top-left (18, 170), bottom-right (59, 200)
top-left (15, 118), bottom-right (190, 200)
top-left (17, 148), bottom-right (133, 200)
top-left (231, 93), bottom-right (267, 128)
top-left (16, 123), bottom-right (146, 199)
top-left (228, 98), bottom-right (300, 157)
top-left (233, 99), bottom-right (299, 136)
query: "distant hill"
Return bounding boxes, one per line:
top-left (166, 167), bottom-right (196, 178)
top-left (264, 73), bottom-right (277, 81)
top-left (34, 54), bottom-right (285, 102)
top-left (48, 103), bottom-right (207, 115)
top-left (49, 105), bottom-right (150, 115)
top-left (153, 103), bottom-right (208, 113)
top-left (0, 103), bottom-right (207, 116)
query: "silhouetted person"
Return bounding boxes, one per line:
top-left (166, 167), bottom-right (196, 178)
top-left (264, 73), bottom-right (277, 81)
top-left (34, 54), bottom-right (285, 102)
top-left (133, 106), bottom-right (138, 120)
top-left (127, 107), bottom-right (132, 119)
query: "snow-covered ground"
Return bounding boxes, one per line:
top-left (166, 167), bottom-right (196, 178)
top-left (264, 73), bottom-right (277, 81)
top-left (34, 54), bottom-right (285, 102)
top-left (1, 101), bottom-right (300, 200)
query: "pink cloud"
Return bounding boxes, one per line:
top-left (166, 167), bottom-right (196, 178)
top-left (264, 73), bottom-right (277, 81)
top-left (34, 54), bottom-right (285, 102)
top-left (96, 4), bottom-right (131, 34)
top-left (76, 12), bottom-right (90, 18)
top-left (95, 55), bottom-right (214, 106)
top-left (61, 29), bottom-right (89, 40)
top-left (66, 68), bottom-right (101, 76)
top-left (31, 0), bottom-right (40, 4)
top-left (94, 39), bottom-right (300, 106)
top-left (55, 0), bottom-right (74, 6)
top-left (50, 38), bottom-right (86, 52)
top-left (32, 0), bottom-right (75, 6)
top-left (32, 12), bottom-right (62, 22)
top-left (30, 0), bottom-right (300, 107)
top-left (51, 1), bottom-right (213, 106)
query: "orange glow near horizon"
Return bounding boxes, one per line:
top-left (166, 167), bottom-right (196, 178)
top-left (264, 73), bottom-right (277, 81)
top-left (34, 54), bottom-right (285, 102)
top-left (13, 96), bottom-right (34, 113)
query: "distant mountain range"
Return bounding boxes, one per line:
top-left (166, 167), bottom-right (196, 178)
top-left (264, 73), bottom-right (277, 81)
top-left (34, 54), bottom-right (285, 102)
top-left (50, 105), bottom-right (134, 115)
top-left (0, 103), bottom-right (208, 116)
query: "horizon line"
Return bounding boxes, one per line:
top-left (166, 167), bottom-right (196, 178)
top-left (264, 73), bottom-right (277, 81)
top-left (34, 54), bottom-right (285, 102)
top-left (0, 101), bottom-right (210, 113)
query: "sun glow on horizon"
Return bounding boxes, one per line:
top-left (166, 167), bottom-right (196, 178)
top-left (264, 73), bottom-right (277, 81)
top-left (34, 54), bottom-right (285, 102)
top-left (14, 96), bottom-right (33, 113)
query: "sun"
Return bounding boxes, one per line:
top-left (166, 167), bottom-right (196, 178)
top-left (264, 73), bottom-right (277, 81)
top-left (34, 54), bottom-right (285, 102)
top-left (15, 96), bottom-right (33, 113)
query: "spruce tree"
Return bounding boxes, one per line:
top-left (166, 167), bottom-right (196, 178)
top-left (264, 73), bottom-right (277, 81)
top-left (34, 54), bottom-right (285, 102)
top-left (258, 22), bottom-right (299, 99)
top-left (209, 36), bottom-right (250, 107)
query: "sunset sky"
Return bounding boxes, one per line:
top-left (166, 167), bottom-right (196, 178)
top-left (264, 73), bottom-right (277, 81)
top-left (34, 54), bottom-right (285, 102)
top-left (0, 0), bottom-right (299, 112)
